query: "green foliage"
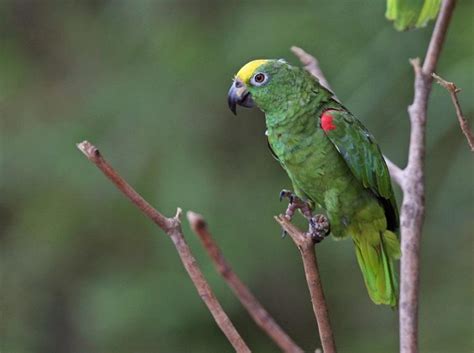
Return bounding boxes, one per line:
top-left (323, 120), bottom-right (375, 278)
top-left (386, 0), bottom-right (441, 31)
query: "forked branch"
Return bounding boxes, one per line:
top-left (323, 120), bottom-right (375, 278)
top-left (76, 141), bottom-right (251, 353)
top-left (187, 211), bottom-right (304, 353)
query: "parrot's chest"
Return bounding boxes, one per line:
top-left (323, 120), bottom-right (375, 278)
top-left (267, 127), bottom-right (355, 206)
top-left (267, 128), bottom-right (327, 168)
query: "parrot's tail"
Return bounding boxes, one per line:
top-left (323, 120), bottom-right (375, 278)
top-left (353, 229), bottom-right (401, 307)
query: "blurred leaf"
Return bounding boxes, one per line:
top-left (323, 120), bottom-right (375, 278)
top-left (386, 0), bottom-right (441, 31)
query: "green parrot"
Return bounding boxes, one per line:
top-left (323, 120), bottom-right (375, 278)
top-left (227, 59), bottom-right (400, 307)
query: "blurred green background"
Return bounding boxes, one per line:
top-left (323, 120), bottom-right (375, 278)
top-left (1, 1), bottom-right (473, 352)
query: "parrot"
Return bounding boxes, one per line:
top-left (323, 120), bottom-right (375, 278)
top-left (227, 59), bottom-right (400, 307)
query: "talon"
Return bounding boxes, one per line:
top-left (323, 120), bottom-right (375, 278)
top-left (278, 189), bottom-right (330, 243)
top-left (306, 229), bottom-right (325, 243)
top-left (314, 214), bottom-right (330, 235)
top-left (313, 236), bottom-right (324, 244)
top-left (279, 189), bottom-right (292, 202)
top-left (306, 214), bottom-right (330, 243)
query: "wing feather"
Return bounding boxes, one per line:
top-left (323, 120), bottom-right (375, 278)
top-left (321, 109), bottom-right (399, 231)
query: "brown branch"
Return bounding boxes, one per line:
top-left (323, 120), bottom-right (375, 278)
top-left (187, 211), bottom-right (304, 353)
top-left (422, 0), bottom-right (457, 76)
top-left (384, 156), bottom-right (405, 188)
top-left (400, 1), bottom-right (456, 353)
top-left (275, 215), bottom-right (336, 353)
top-left (432, 73), bottom-right (474, 151)
top-left (76, 141), bottom-right (251, 353)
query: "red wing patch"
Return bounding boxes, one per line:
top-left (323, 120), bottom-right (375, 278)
top-left (321, 110), bottom-right (337, 131)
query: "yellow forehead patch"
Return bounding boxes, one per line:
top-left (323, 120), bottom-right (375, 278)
top-left (235, 59), bottom-right (269, 83)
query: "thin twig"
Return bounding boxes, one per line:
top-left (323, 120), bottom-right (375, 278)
top-left (291, 46), bottom-right (404, 187)
top-left (187, 211), bottom-right (304, 353)
top-left (76, 141), bottom-right (251, 353)
top-left (275, 215), bottom-right (336, 353)
top-left (400, 1), bottom-right (456, 353)
top-left (432, 73), bottom-right (474, 151)
top-left (422, 0), bottom-right (457, 76)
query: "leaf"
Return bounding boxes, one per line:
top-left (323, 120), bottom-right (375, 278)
top-left (386, 0), bottom-right (441, 31)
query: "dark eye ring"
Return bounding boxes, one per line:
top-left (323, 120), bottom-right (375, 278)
top-left (255, 73), bottom-right (265, 83)
top-left (251, 72), bottom-right (268, 86)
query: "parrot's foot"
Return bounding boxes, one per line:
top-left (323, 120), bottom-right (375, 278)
top-left (279, 189), bottom-right (330, 243)
top-left (307, 214), bottom-right (330, 243)
top-left (279, 189), bottom-right (312, 220)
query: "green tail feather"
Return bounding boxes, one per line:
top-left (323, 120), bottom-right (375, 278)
top-left (353, 230), bottom-right (400, 307)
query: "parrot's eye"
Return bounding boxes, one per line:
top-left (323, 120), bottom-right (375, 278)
top-left (250, 72), bottom-right (268, 86)
top-left (254, 73), bottom-right (265, 83)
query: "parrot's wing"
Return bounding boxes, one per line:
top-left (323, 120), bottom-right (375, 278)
top-left (320, 109), bottom-right (399, 231)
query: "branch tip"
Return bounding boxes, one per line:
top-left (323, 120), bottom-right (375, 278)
top-left (290, 46), bottom-right (314, 66)
top-left (174, 207), bottom-right (183, 220)
top-left (187, 211), bottom-right (207, 232)
top-left (77, 140), bottom-right (100, 160)
top-left (409, 57), bottom-right (422, 75)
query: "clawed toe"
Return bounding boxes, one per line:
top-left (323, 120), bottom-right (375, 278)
top-left (278, 189), bottom-right (330, 243)
top-left (279, 189), bottom-right (295, 203)
top-left (307, 215), bottom-right (330, 243)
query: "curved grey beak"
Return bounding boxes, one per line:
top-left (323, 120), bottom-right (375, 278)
top-left (227, 79), bottom-right (254, 115)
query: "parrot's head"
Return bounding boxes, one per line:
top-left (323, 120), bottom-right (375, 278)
top-left (228, 59), bottom-right (302, 115)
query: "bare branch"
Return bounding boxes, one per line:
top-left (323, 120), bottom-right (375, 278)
top-left (400, 2), bottom-right (457, 353)
top-left (275, 215), bottom-right (337, 353)
top-left (77, 141), bottom-right (171, 230)
top-left (399, 54), bottom-right (428, 353)
top-left (432, 73), bottom-right (474, 151)
top-left (187, 211), bottom-right (304, 353)
top-left (422, 0), bottom-right (457, 75)
top-left (384, 156), bottom-right (405, 188)
top-left (76, 141), bottom-right (251, 353)
top-left (291, 46), bottom-right (339, 102)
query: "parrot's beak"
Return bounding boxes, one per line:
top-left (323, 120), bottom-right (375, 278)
top-left (227, 79), bottom-right (254, 115)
